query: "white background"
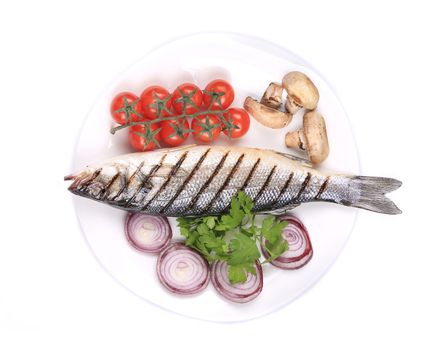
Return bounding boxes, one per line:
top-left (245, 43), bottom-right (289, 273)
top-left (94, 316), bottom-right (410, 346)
top-left (0, 0), bottom-right (438, 349)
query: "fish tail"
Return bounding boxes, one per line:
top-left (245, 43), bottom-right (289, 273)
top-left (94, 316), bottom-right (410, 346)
top-left (350, 176), bottom-right (402, 214)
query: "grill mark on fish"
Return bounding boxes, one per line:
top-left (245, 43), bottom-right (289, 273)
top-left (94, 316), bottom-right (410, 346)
top-left (275, 172), bottom-right (294, 204)
top-left (100, 172), bottom-right (120, 200)
top-left (113, 161), bottom-right (144, 201)
top-left (77, 169), bottom-right (101, 190)
top-left (87, 169), bottom-right (102, 186)
top-left (315, 176), bottom-right (329, 199)
top-left (254, 165), bottom-right (277, 204)
top-left (239, 158), bottom-right (261, 192)
top-left (186, 151), bottom-right (230, 213)
top-left (114, 171), bottom-right (128, 199)
top-left (294, 171), bottom-right (312, 201)
top-left (201, 153), bottom-right (245, 214)
top-left (125, 155), bottom-right (166, 207)
top-left (255, 169), bottom-right (292, 211)
top-left (141, 151), bottom-right (188, 211)
top-left (160, 148), bottom-right (211, 214)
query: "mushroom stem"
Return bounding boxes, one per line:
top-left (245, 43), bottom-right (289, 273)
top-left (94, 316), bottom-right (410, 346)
top-left (285, 96), bottom-right (302, 115)
top-left (260, 82), bottom-right (284, 109)
top-left (285, 129), bottom-right (306, 150)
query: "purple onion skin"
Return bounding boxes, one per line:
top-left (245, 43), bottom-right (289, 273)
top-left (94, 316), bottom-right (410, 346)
top-left (262, 215), bottom-right (313, 270)
top-left (156, 243), bottom-right (210, 296)
top-left (125, 213), bottom-right (172, 253)
top-left (211, 260), bottom-right (263, 303)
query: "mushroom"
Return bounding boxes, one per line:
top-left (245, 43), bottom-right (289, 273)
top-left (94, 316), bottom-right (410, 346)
top-left (260, 82), bottom-right (284, 109)
top-left (285, 110), bottom-right (329, 164)
top-left (282, 71), bottom-right (319, 114)
top-left (244, 96), bottom-right (293, 129)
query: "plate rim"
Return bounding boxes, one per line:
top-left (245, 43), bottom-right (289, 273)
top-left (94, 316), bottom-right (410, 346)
top-left (68, 31), bottom-right (361, 323)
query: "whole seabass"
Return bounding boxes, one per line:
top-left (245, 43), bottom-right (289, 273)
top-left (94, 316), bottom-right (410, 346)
top-left (65, 145), bottom-right (402, 216)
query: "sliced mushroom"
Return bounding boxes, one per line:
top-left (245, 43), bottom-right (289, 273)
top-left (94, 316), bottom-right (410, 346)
top-left (285, 110), bottom-right (329, 164)
top-left (260, 82), bottom-right (284, 109)
top-left (282, 71), bottom-right (319, 114)
top-left (244, 97), bottom-right (293, 129)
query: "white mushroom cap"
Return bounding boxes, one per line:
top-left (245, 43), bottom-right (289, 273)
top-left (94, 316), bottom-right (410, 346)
top-left (285, 110), bottom-right (329, 165)
top-left (282, 72), bottom-right (319, 113)
top-left (303, 111), bottom-right (329, 164)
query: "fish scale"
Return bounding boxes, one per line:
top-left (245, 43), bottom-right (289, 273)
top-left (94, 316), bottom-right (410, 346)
top-left (297, 174), bottom-right (327, 202)
top-left (66, 145), bottom-right (402, 216)
top-left (190, 150), bottom-right (244, 215)
top-left (241, 161), bottom-right (274, 202)
top-left (146, 147), bottom-right (208, 213)
top-left (319, 176), bottom-right (358, 204)
top-left (253, 167), bottom-right (291, 211)
top-left (131, 150), bottom-right (184, 209)
top-left (163, 147), bottom-right (225, 215)
top-left (208, 153), bottom-right (257, 214)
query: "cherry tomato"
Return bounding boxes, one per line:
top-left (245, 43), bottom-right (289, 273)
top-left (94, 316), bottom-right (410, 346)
top-left (191, 114), bottom-right (222, 143)
top-left (110, 92), bottom-right (145, 124)
top-left (140, 85), bottom-right (173, 120)
top-left (160, 118), bottom-right (190, 147)
top-left (203, 79), bottom-right (234, 110)
top-left (222, 108), bottom-right (250, 139)
top-left (171, 83), bottom-right (203, 115)
top-left (128, 123), bottom-right (161, 151)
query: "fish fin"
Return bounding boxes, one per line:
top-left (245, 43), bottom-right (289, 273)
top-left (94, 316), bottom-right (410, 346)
top-left (350, 176), bottom-right (402, 214)
top-left (275, 151), bottom-right (313, 167)
top-left (259, 204), bottom-right (300, 215)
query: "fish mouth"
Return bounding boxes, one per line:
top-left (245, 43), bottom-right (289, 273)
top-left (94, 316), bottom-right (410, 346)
top-left (64, 173), bottom-right (80, 192)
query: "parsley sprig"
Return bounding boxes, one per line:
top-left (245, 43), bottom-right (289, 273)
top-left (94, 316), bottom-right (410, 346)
top-left (177, 192), bottom-right (289, 284)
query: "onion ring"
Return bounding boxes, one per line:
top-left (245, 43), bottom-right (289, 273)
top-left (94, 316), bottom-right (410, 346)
top-left (262, 214), bottom-right (313, 269)
top-left (156, 243), bottom-right (209, 295)
top-left (125, 213), bottom-right (172, 253)
top-left (211, 260), bottom-right (263, 303)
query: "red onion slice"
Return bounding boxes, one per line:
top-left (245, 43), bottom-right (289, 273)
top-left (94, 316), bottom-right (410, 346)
top-left (262, 215), bottom-right (313, 269)
top-left (156, 243), bottom-right (209, 295)
top-left (211, 260), bottom-right (263, 303)
top-left (125, 213), bottom-right (172, 253)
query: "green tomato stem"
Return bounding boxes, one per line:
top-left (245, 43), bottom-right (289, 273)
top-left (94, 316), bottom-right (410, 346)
top-left (110, 109), bottom-right (227, 135)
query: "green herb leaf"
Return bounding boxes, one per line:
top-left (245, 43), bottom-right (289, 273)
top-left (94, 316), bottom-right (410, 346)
top-left (261, 216), bottom-right (288, 244)
top-left (228, 232), bottom-right (260, 266)
top-left (228, 265), bottom-right (247, 284)
top-left (265, 235), bottom-right (289, 259)
top-left (227, 262), bottom-right (257, 284)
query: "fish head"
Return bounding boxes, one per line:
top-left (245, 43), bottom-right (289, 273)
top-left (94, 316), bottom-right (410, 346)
top-left (65, 166), bottom-right (107, 200)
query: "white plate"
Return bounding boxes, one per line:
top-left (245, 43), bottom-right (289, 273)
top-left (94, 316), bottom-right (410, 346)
top-left (71, 33), bottom-right (359, 322)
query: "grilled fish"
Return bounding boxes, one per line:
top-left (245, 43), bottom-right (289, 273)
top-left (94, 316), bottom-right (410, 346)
top-left (65, 145), bottom-right (401, 216)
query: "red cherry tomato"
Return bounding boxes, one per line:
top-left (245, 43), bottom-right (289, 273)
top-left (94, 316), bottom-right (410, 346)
top-left (140, 85), bottom-right (173, 120)
top-left (110, 92), bottom-right (145, 124)
top-left (128, 123), bottom-right (161, 151)
top-left (222, 108), bottom-right (250, 139)
top-left (160, 118), bottom-right (190, 147)
top-left (203, 79), bottom-right (234, 110)
top-left (171, 83), bottom-right (203, 115)
top-left (191, 114), bottom-right (222, 143)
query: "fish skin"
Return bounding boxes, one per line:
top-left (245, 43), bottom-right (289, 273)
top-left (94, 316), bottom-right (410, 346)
top-left (66, 145), bottom-right (402, 216)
